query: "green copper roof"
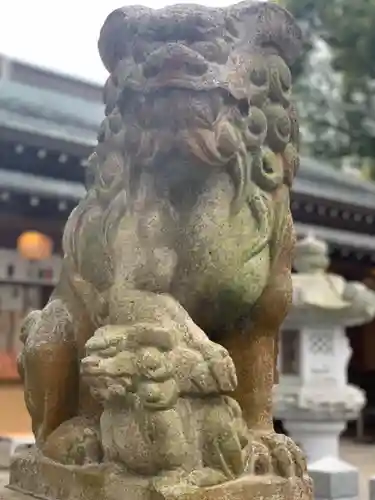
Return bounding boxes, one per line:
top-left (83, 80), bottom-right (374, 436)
top-left (0, 79), bottom-right (103, 148)
top-left (295, 223), bottom-right (375, 252)
top-left (0, 76), bottom-right (374, 210)
top-left (296, 157), bottom-right (375, 209)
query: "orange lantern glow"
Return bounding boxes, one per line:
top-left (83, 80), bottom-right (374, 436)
top-left (17, 231), bottom-right (53, 261)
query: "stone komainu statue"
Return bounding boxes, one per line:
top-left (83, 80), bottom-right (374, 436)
top-left (14, 1), bottom-right (312, 499)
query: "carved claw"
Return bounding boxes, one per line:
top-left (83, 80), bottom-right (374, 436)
top-left (186, 348), bottom-right (237, 395)
top-left (85, 325), bottom-right (127, 357)
top-left (152, 469), bottom-right (199, 498)
top-left (208, 348), bottom-right (237, 392)
top-left (248, 432), bottom-right (307, 478)
top-left (152, 467), bottom-right (228, 494)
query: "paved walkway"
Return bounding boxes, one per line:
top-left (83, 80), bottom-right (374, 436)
top-left (341, 439), bottom-right (374, 499)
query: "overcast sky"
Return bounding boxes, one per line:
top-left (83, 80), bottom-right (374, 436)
top-left (0, 0), bottom-right (240, 84)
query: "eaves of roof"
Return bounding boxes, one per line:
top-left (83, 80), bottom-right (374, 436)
top-left (0, 80), bottom-right (103, 148)
top-left (295, 222), bottom-right (375, 252)
top-left (2, 173), bottom-right (375, 252)
top-left (295, 157), bottom-right (375, 210)
top-left (0, 169), bottom-right (85, 201)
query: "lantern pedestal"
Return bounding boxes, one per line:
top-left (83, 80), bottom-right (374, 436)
top-left (275, 325), bottom-right (365, 464)
top-left (274, 234), bottom-right (375, 465)
top-left (283, 421), bottom-right (344, 463)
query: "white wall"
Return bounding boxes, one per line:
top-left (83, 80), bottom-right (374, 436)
top-left (0, 248), bottom-right (61, 285)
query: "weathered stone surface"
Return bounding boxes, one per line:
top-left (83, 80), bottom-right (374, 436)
top-left (9, 1), bottom-right (312, 499)
top-left (8, 449), bottom-right (312, 500)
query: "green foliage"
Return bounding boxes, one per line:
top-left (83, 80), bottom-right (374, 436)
top-left (283, 0), bottom-right (375, 177)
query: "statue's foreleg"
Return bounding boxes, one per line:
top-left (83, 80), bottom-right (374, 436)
top-left (19, 272), bottom-right (103, 464)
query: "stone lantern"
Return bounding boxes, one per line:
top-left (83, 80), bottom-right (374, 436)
top-left (274, 233), bottom-right (375, 464)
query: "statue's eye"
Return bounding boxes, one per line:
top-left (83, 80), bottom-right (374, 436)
top-left (249, 67), bottom-right (268, 87)
top-left (262, 154), bottom-right (274, 174)
top-left (238, 98), bottom-right (249, 117)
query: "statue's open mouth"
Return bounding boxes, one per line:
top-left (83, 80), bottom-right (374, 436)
top-left (117, 43), bottom-right (231, 94)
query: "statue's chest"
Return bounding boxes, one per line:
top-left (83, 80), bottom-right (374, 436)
top-left (112, 195), bottom-right (178, 292)
top-left (111, 172), bottom-right (271, 320)
top-left (171, 175), bottom-right (271, 318)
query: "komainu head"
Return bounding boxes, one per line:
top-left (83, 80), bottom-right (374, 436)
top-left (90, 1), bottom-right (301, 224)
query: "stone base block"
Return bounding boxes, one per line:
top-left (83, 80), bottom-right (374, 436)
top-left (7, 448), bottom-right (313, 500)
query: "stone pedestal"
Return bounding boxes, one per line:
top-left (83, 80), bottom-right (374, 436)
top-left (283, 421), bottom-right (345, 464)
top-left (6, 448), bottom-right (312, 500)
top-left (309, 457), bottom-right (359, 500)
top-left (274, 234), bottom-right (375, 464)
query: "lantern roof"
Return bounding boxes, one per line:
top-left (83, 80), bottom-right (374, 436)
top-left (287, 234), bottom-right (375, 327)
top-left (294, 233), bottom-right (329, 274)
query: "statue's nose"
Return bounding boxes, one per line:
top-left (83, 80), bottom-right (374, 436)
top-left (143, 43), bottom-right (209, 79)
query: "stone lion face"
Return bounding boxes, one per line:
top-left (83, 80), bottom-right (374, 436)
top-left (91, 3), bottom-right (300, 233)
top-left (93, 1), bottom-right (300, 218)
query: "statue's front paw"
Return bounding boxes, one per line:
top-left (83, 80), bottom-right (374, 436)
top-left (208, 350), bottom-right (237, 392)
top-left (41, 417), bottom-right (102, 465)
top-left (248, 432), bottom-right (307, 478)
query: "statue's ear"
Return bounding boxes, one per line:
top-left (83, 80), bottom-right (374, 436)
top-left (98, 6), bottom-right (152, 73)
top-left (225, 1), bottom-right (303, 66)
top-left (98, 2), bottom-right (302, 75)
